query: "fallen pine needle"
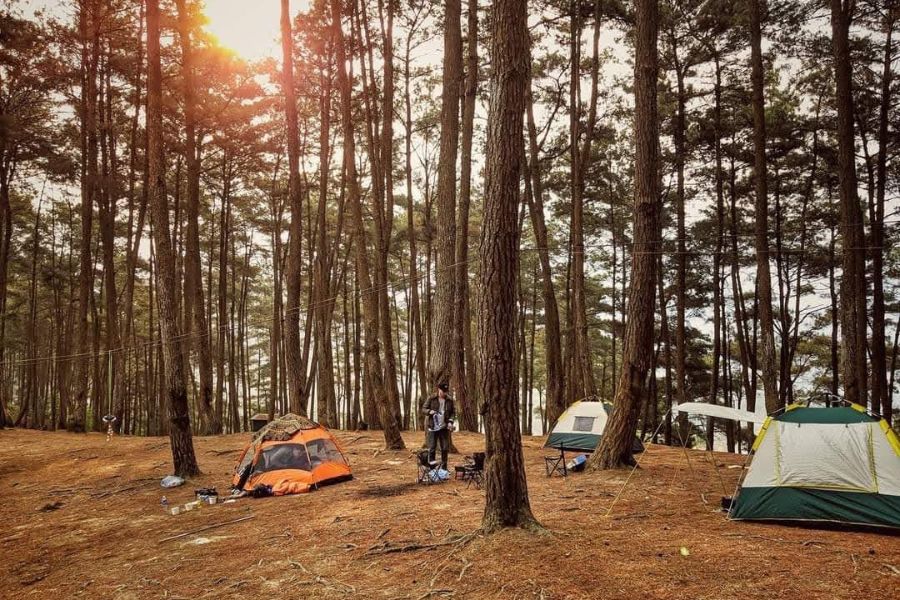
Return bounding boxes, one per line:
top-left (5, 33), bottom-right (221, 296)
top-left (158, 515), bottom-right (255, 543)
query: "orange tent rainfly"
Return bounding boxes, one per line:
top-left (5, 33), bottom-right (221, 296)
top-left (231, 413), bottom-right (352, 496)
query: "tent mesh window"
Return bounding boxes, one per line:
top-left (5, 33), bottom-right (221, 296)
top-left (255, 443), bottom-right (311, 473)
top-left (307, 439), bottom-right (349, 466)
top-left (573, 416), bottom-right (595, 432)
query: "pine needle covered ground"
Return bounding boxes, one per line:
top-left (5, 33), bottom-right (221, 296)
top-left (1, 429), bottom-right (898, 599)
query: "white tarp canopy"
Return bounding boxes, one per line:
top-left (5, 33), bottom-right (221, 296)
top-left (675, 402), bottom-right (767, 425)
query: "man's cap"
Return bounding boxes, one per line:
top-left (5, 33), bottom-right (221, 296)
top-left (437, 382), bottom-right (449, 392)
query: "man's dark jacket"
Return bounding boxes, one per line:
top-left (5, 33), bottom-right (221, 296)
top-left (421, 395), bottom-right (455, 430)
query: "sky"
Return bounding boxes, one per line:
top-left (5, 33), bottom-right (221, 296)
top-left (202, 0), bottom-right (285, 62)
top-left (24, 0), bottom-right (295, 63)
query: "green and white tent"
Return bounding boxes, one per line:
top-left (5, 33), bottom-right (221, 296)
top-left (544, 400), bottom-right (644, 454)
top-left (730, 404), bottom-right (900, 529)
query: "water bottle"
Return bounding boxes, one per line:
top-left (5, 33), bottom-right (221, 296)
top-left (161, 496), bottom-right (168, 512)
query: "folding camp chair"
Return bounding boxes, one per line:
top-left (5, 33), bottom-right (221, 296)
top-left (454, 452), bottom-right (485, 489)
top-left (544, 448), bottom-right (567, 477)
top-left (416, 449), bottom-right (440, 485)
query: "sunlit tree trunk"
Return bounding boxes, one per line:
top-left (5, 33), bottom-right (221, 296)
top-left (147, 0), bottom-right (199, 476)
top-left (175, 0), bottom-right (217, 434)
top-left (332, 0), bottom-right (404, 448)
top-left (314, 59), bottom-right (339, 428)
top-left (281, 0), bottom-right (308, 416)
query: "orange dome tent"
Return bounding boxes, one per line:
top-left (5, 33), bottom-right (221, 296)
top-left (231, 413), bottom-right (352, 496)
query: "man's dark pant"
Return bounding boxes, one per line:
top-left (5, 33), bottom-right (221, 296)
top-left (428, 428), bottom-right (450, 470)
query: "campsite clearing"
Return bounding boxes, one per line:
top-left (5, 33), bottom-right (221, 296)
top-left (1, 428), bottom-right (898, 599)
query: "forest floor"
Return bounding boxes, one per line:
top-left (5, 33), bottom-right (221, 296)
top-left (1, 428), bottom-right (899, 600)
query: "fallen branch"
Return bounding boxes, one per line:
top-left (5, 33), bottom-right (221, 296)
top-left (457, 558), bottom-right (471, 581)
top-left (366, 531), bottom-right (478, 556)
top-left (417, 589), bottom-right (454, 600)
top-left (158, 515), bottom-right (255, 543)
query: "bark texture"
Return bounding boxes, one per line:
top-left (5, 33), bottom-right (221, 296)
top-left (147, 0), bottom-right (199, 477)
top-left (748, 0), bottom-right (780, 414)
top-left (479, 0), bottom-right (538, 532)
top-left (830, 0), bottom-right (869, 406)
top-left (586, 0), bottom-right (659, 470)
top-left (429, 0), bottom-right (462, 390)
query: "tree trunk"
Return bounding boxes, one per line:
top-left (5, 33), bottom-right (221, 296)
top-left (404, 31), bottom-right (427, 426)
top-left (331, 0), bottom-right (404, 449)
top-left (567, 0), bottom-right (601, 401)
top-left (872, 8), bottom-right (894, 421)
top-left (429, 0), bottom-right (462, 390)
top-left (830, 0), bottom-right (868, 406)
top-left (175, 0), bottom-right (217, 434)
top-left (147, 0), bottom-right (199, 477)
top-left (586, 0), bottom-right (659, 470)
top-left (671, 38), bottom-right (689, 416)
top-left (453, 0), bottom-right (478, 432)
top-left (281, 0), bottom-right (308, 416)
top-left (215, 160), bottom-right (231, 429)
top-left (71, 0), bottom-right (101, 432)
top-left (479, 0), bottom-right (537, 533)
top-left (657, 255), bottom-right (673, 445)
top-left (524, 59), bottom-right (565, 429)
top-left (709, 51), bottom-right (725, 416)
top-left (375, 0), bottom-right (404, 433)
top-left (314, 58), bottom-right (340, 428)
top-left (748, 0), bottom-right (780, 414)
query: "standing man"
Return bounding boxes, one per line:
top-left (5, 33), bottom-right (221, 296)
top-left (422, 382), bottom-right (455, 469)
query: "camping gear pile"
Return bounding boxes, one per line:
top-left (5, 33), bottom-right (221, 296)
top-left (231, 413), bottom-right (352, 496)
top-left (415, 450), bottom-right (449, 484)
